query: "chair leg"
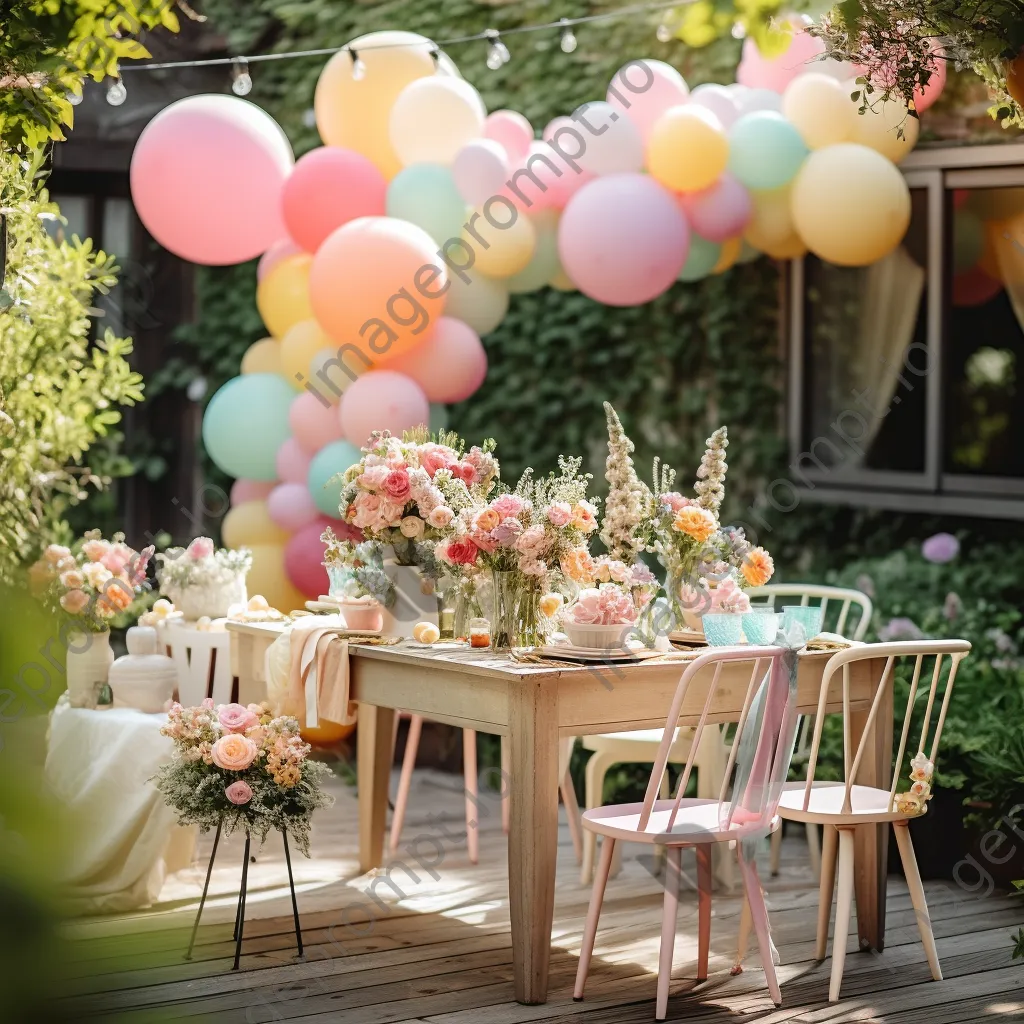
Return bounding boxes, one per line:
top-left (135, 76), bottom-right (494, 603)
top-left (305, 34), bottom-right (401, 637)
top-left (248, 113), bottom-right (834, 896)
top-left (653, 772), bottom-right (671, 875)
top-left (817, 824), bottom-right (838, 961)
top-left (770, 824), bottom-right (783, 876)
top-left (561, 769), bottom-right (583, 865)
top-left (696, 845), bottom-right (713, 982)
top-left (574, 835), bottom-right (616, 1001)
top-left (463, 728), bottom-right (479, 866)
top-left (733, 889), bottom-right (752, 974)
top-left (829, 828), bottom-right (856, 1003)
top-left (656, 845), bottom-right (682, 1021)
top-left (581, 750), bottom-right (615, 885)
top-left (501, 735), bottom-right (510, 835)
top-left (893, 822), bottom-right (941, 981)
top-left (388, 714), bottom-right (422, 855)
top-left (806, 822), bottom-right (822, 880)
top-left (737, 850), bottom-right (781, 1006)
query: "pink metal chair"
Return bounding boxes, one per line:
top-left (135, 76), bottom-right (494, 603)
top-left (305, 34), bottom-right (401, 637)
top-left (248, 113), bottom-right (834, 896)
top-left (573, 645), bottom-right (801, 1020)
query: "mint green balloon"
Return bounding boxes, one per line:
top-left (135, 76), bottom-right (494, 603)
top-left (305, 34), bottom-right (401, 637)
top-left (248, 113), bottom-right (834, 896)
top-left (308, 440), bottom-right (362, 517)
top-left (387, 164), bottom-right (467, 246)
top-left (444, 271), bottom-right (509, 335)
top-left (507, 214), bottom-right (561, 294)
top-left (727, 112), bottom-right (808, 191)
top-left (678, 234), bottom-right (721, 282)
top-left (202, 373), bottom-right (294, 481)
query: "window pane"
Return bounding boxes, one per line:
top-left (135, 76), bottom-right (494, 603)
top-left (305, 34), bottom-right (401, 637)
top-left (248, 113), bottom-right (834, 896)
top-left (801, 188), bottom-right (929, 474)
top-left (945, 187), bottom-right (1024, 478)
top-left (96, 198), bottom-right (134, 337)
top-left (46, 194), bottom-right (89, 243)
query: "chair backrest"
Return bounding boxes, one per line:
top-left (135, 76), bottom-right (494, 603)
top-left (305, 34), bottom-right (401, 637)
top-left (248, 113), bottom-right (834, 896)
top-left (746, 583), bottom-right (873, 641)
top-left (639, 645), bottom-right (800, 839)
top-left (801, 639), bottom-right (971, 815)
top-left (164, 622), bottom-right (234, 707)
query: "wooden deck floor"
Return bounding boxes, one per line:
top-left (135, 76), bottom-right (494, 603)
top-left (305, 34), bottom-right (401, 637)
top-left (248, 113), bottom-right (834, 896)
top-left (61, 769), bottom-right (1024, 1023)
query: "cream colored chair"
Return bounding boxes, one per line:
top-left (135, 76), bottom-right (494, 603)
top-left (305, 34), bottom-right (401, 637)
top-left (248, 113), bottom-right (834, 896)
top-left (746, 584), bottom-right (873, 877)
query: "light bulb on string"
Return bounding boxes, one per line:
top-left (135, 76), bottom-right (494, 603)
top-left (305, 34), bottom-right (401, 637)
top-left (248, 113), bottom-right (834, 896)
top-left (106, 75), bottom-right (127, 106)
top-left (485, 30), bottom-right (509, 70)
top-left (68, 86), bottom-right (83, 106)
top-left (731, 21), bottom-right (747, 39)
top-left (559, 19), bottom-right (578, 53)
top-left (231, 58), bottom-right (252, 96)
top-left (349, 47), bottom-right (366, 80)
top-left (429, 45), bottom-right (441, 69)
top-left (656, 22), bottom-right (672, 43)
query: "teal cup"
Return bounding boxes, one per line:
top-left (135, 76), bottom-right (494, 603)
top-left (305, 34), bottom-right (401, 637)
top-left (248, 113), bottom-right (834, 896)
top-left (742, 611), bottom-right (780, 645)
top-left (782, 605), bottom-right (824, 639)
top-left (702, 612), bottom-right (744, 646)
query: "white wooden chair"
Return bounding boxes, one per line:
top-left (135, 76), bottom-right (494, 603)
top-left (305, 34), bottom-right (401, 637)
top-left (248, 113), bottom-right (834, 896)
top-left (574, 646), bottom-right (800, 1020)
top-left (746, 584), bottom-right (873, 877)
top-left (777, 639), bottom-right (970, 1002)
top-left (163, 621), bottom-right (235, 707)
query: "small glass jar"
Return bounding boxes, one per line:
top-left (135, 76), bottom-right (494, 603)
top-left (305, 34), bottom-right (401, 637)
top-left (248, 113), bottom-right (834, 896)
top-left (469, 617), bottom-right (491, 649)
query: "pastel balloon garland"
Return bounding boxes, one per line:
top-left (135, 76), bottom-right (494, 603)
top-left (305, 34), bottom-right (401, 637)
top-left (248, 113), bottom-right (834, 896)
top-left (128, 24), bottom-right (933, 609)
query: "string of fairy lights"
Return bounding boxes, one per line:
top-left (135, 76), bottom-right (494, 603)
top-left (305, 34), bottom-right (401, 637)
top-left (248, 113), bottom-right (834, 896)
top-left (90, 0), bottom-right (730, 106)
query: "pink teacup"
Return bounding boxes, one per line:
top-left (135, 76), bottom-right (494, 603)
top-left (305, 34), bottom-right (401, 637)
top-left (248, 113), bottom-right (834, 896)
top-left (339, 601), bottom-right (383, 632)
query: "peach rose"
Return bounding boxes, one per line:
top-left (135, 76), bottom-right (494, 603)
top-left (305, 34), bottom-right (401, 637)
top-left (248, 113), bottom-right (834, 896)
top-left (212, 734), bottom-right (259, 771)
top-left (60, 589), bottom-right (90, 614)
top-left (427, 505), bottom-right (454, 529)
top-left (399, 515), bottom-right (425, 539)
top-left (474, 508), bottom-right (500, 532)
top-left (59, 569), bottom-right (85, 589)
top-left (80, 540), bottom-right (108, 562)
top-left (740, 547), bottom-right (774, 588)
top-left (45, 544), bottom-right (73, 565)
top-left (673, 506), bottom-right (717, 543)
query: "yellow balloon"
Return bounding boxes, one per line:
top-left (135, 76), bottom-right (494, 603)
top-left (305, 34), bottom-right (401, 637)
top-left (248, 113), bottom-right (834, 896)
top-left (280, 320), bottom-right (331, 391)
top-left (389, 77), bottom-right (487, 167)
top-left (240, 337), bottom-right (282, 376)
top-left (647, 106), bottom-right (728, 193)
top-left (791, 143), bottom-right (911, 266)
top-left (314, 31), bottom-right (456, 179)
top-left (222, 501), bottom-right (291, 549)
top-left (257, 254), bottom-right (313, 339)
top-left (712, 236), bottom-right (742, 274)
top-left (466, 209), bottom-right (537, 279)
top-left (848, 83), bottom-right (919, 164)
top-left (782, 73), bottom-right (857, 150)
top-left (744, 186), bottom-right (801, 257)
top-left (246, 543), bottom-right (307, 615)
top-left (549, 267), bottom-right (576, 291)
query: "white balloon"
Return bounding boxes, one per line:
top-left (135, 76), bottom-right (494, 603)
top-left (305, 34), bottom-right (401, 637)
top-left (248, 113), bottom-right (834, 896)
top-left (571, 100), bottom-right (645, 176)
top-left (452, 138), bottom-right (509, 207)
top-left (816, 58), bottom-right (858, 83)
top-left (389, 77), bottom-right (487, 166)
top-left (736, 87), bottom-right (783, 115)
top-left (689, 83), bottom-right (740, 130)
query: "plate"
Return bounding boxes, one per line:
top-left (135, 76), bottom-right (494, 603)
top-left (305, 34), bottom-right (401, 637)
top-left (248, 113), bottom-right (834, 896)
top-left (669, 628), bottom-right (707, 645)
top-left (535, 644), bottom-right (644, 663)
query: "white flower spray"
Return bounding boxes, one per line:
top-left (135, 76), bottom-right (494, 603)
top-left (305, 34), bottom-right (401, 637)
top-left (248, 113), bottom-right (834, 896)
top-left (694, 426), bottom-right (728, 515)
top-left (600, 402), bottom-right (652, 563)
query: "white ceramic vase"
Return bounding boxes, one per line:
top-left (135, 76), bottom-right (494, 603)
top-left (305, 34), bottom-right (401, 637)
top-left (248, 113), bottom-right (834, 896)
top-left (66, 629), bottom-right (115, 708)
top-left (382, 561), bottom-right (437, 638)
top-left (109, 626), bottom-right (178, 713)
top-left (164, 574), bottom-right (247, 621)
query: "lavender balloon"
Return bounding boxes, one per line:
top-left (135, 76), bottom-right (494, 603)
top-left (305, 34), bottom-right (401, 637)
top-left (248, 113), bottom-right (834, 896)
top-left (679, 173), bottom-right (752, 243)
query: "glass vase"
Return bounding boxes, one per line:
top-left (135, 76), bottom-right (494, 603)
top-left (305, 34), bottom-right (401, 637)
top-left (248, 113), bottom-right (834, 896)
top-left (489, 570), bottom-right (542, 650)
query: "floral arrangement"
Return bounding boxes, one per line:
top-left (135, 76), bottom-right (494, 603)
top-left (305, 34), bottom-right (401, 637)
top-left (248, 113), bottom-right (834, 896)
top-left (600, 402), bottom-right (652, 565)
top-left (154, 699), bottom-right (333, 852)
top-left (568, 583), bottom-right (638, 626)
top-left (156, 537), bottom-right (252, 595)
top-left (28, 531), bottom-right (154, 632)
top-left (338, 429), bottom-right (499, 565)
top-left (892, 751), bottom-right (934, 817)
top-left (321, 529), bottom-right (395, 608)
top-left (593, 556), bottom-right (658, 609)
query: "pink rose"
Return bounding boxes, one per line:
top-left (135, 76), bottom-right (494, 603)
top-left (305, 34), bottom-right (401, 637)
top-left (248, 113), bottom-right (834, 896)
top-left (470, 530), bottom-right (499, 554)
top-left (491, 518), bottom-right (523, 546)
top-left (187, 537), bottom-right (215, 560)
top-left (381, 469), bottom-right (411, 503)
top-left (516, 525), bottom-right (547, 556)
top-left (418, 445), bottom-right (453, 478)
top-left (520, 557), bottom-right (547, 577)
top-left (60, 589), bottom-right (90, 614)
top-left (427, 505), bottom-right (454, 529)
top-left (490, 494), bottom-right (524, 520)
top-left (201, 697), bottom-right (215, 709)
top-left (445, 539), bottom-right (480, 566)
top-left (101, 548), bottom-right (129, 574)
top-left (454, 461), bottom-right (477, 484)
top-left (661, 492), bottom-right (690, 514)
top-left (211, 733), bottom-right (259, 771)
top-left (218, 702), bottom-right (260, 733)
top-left (547, 502), bottom-right (572, 527)
top-left (225, 780), bottom-right (253, 805)
top-left (80, 540), bottom-right (108, 562)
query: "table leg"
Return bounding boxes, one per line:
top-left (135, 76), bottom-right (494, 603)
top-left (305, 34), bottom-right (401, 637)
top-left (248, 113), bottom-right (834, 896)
top-left (358, 702), bottom-right (396, 874)
top-left (508, 679), bottom-right (559, 1004)
top-left (850, 660), bottom-right (894, 952)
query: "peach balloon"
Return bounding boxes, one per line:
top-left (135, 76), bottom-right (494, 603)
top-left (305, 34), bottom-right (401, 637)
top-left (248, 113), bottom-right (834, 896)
top-left (222, 501), bottom-right (291, 548)
top-left (606, 59), bottom-right (689, 143)
top-left (389, 77), bottom-right (487, 167)
top-left (339, 370), bottom-right (429, 445)
top-left (281, 147), bottom-right (387, 253)
top-left (647, 106), bottom-right (728, 193)
top-left (280, 320), bottom-right (330, 391)
top-left (483, 110), bottom-right (533, 163)
top-left (289, 391), bottom-right (344, 453)
top-left (743, 187), bottom-right (798, 256)
top-left (257, 253), bottom-right (313, 339)
top-left (314, 31), bottom-right (449, 179)
top-left (267, 482), bottom-right (321, 532)
top-left (240, 337), bottom-right (282, 376)
top-left (310, 217), bottom-right (445, 367)
top-left (231, 479), bottom-right (275, 505)
top-left (385, 317), bottom-right (487, 403)
top-left (275, 437), bottom-right (313, 485)
top-left (130, 95), bottom-right (293, 265)
top-left (782, 73), bottom-right (857, 149)
top-left (258, 237), bottom-right (302, 281)
top-left (848, 83), bottom-right (919, 163)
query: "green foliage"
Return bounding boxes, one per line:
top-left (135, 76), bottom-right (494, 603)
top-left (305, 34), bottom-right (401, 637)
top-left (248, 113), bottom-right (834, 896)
top-left (0, 0), bottom-right (184, 150)
top-left (0, 151), bottom-right (143, 582)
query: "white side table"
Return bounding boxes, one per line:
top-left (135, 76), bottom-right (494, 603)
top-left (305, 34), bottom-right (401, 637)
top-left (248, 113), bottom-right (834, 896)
top-left (162, 620), bottom-right (236, 707)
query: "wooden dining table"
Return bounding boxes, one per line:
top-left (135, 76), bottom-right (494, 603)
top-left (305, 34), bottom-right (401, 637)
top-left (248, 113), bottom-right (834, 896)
top-left (226, 621), bottom-right (893, 1005)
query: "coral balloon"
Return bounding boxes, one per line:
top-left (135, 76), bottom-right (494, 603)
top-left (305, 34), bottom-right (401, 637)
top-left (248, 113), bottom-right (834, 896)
top-left (268, 482), bottom-right (321, 532)
top-left (257, 253), bottom-right (313, 339)
top-left (453, 139), bottom-right (510, 207)
top-left (443, 271), bottom-right (509, 335)
top-left (744, 186), bottom-right (804, 258)
top-left (483, 110), bottom-right (533, 163)
top-left (678, 174), bottom-right (752, 243)
top-left (727, 112), bottom-right (808, 191)
top-left (240, 337), bottom-right (282, 376)
top-left (246, 543), bottom-right (306, 614)
top-left (678, 234), bottom-right (721, 281)
top-left (258, 238), bottom-right (302, 281)
top-left (647, 106), bottom-right (728, 193)
top-left (308, 440), bottom-right (363, 517)
top-left (130, 95), bottom-right (293, 265)
top-left (466, 205), bottom-right (536, 278)
top-left (309, 217), bottom-right (446, 366)
top-left (606, 59), bottom-right (689, 142)
top-left (222, 500), bottom-right (291, 548)
top-left (506, 209), bottom-right (562, 293)
top-left (231, 480), bottom-right (275, 505)
top-left (736, 28), bottom-right (826, 94)
top-left (385, 317), bottom-right (487, 403)
top-left (339, 370), bottom-right (430, 446)
top-left (782, 73), bottom-right (857, 149)
top-left (914, 50), bottom-right (947, 112)
top-left (689, 83), bottom-right (740, 130)
top-left (279, 320), bottom-right (330, 391)
top-left (574, 101), bottom-right (645, 175)
top-left (285, 520), bottom-right (332, 599)
top-left (314, 31), bottom-right (451, 179)
top-left (849, 84), bottom-right (919, 163)
top-left (389, 77), bottom-right (487, 167)
top-left (790, 143), bottom-right (911, 266)
top-left (275, 437), bottom-right (312, 485)
top-left (203, 374), bottom-right (294, 481)
top-left (282, 147), bottom-right (387, 253)
top-left (290, 391), bottom-right (344, 453)
top-left (559, 173), bottom-right (688, 306)
top-left (387, 163), bottom-right (468, 245)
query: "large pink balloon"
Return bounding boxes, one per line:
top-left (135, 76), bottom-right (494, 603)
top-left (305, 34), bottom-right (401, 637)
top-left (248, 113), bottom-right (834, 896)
top-left (453, 139), bottom-right (509, 207)
top-left (511, 130), bottom-right (595, 210)
top-left (558, 174), bottom-right (689, 306)
top-left (268, 482), bottom-right (321, 532)
top-left (736, 32), bottom-right (827, 94)
top-left (276, 437), bottom-right (312, 485)
top-left (281, 147), bottom-right (388, 253)
top-left (678, 174), bottom-right (752, 243)
top-left (606, 59), bottom-right (689, 143)
top-left (483, 110), bottom-right (533, 163)
top-left (289, 391), bottom-right (344, 453)
top-left (284, 519), bottom-right (332, 599)
top-left (130, 95), bottom-right (293, 265)
top-left (258, 237), bottom-right (303, 282)
top-left (385, 317), bottom-right (487, 403)
top-left (339, 370), bottom-right (429, 446)
top-left (231, 479), bottom-right (276, 504)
